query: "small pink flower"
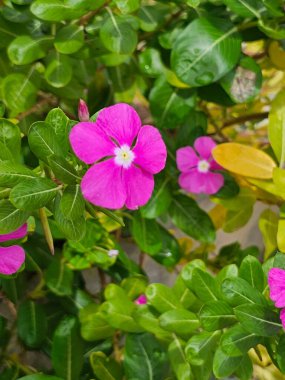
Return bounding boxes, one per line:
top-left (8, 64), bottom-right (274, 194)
top-left (268, 268), bottom-right (285, 328)
top-left (70, 103), bottom-right (167, 210)
top-left (176, 136), bottom-right (224, 195)
top-left (78, 99), bottom-right (90, 122)
top-left (0, 224), bottom-right (27, 275)
top-left (135, 294), bottom-right (147, 305)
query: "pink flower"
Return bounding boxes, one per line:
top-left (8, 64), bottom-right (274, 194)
top-left (0, 224), bottom-right (27, 275)
top-left (268, 268), bottom-right (285, 328)
top-left (78, 99), bottom-right (90, 122)
top-left (176, 136), bottom-right (224, 195)
top-left (135, 294), bottom-right (147, 305)
top-left (69, 103), bottom-right (167, 210)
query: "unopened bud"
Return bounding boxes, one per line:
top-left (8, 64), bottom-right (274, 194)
top-left (135, 294), bottom-right (147, 305)
top-left (108, 249), bottom-right (119, 258)
top-left (78, 99), bottom-right (90, 122)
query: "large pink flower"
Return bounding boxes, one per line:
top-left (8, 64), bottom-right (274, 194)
top-left (268, 268), bottom-right (285, 328)
top-left (0, 224), bottom-right (27, 275)
top-left (69, 103), bottom-right (167, 210)
top-left (176, 136), bottom-right (224, 195)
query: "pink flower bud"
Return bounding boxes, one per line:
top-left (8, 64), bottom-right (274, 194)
top-left (78, 99), bottom-right (89, 122)
top-left (135, 294), bottom-right (147, 305)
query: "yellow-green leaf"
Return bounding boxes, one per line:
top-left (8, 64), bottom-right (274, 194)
top-left (212, 143), bottom-right (276, 179)
top-left (258, 209), bottom-right (278, 259)
top-left (277, 219), bottom-right (285, 253)
top-left (268, 89), bottom-right (285, 165)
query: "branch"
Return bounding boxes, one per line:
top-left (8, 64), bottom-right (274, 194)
top-left (221, 111), bottom-right (269, 129)
top-left (78, 0), bottom-right (112, 26)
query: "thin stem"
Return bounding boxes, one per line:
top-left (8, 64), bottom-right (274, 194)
top-left (39, 208), bottom-right (54, 255)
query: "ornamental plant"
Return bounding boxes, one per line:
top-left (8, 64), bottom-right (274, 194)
top-left (1, 1), bottom-right (285, 380)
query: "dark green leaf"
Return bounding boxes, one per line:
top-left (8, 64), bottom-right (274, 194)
top-left (90, 351), bottom-right (123, 380)
top-left (239, 255), bottom-right (265, 292)
top-left (200, 300), bottom-right (236, 331)
top-left (54, 25), bottom-right (84, 54)
top-left (0, 199), bottom-right (29, 233)
top-left (0, 162), bottom-right (37, 187)
top-left (213, 347), bottom-right (243, 378)
top-left (48, 155), bottom-right (80, 184)
top-left (45, 259), bottom-right (74, 296)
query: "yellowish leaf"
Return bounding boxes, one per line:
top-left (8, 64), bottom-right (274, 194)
top-left (268, 41), bottom-right (285, 70)
top-left (268, 89), bottom-right (285, 164)
top-left (258, 209), bottom-right (278, 259)
top-left (212, 143), bottom-right (276, 179)
top-left (208, 204), bottom-right (227, 229)
top-left (277, 219), bottom-right (285, 253)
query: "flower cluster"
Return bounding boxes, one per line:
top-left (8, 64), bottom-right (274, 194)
top-left (0, 224), bottom-right (27, 275)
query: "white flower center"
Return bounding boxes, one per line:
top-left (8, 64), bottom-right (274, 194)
top-left (197, 159), bottom-right (210, 173)
top-left (114, 144), bottom-right (135, 169)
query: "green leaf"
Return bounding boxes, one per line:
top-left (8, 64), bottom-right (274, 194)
top-left (220, 56), bottom-right (262, 103)
top-left (100, 301), bottom-right (141, 333)
top-left (136, 5), bottom-right (167, 32)
top-left (168, 337), bottom-right (193, 380)
top-left (221, 277), bottom-right (267, 306)
top-left (45, 108), bottom-right (70, 154)
top-left (133, 305), bottom-right (171, 339)
top-left (140, 177), bottom-right (172, 219)
top-left (171, 17), bottom-right (241, 86)
top-left (79, 304), bottom-right (115, 341)
top-left (223, 0), bottom-right (269, 18)
top-left (45, 259), bottom-right (74, 296)
top-left (258, 209), bottom-right (278, 259)
top-left (220, 324), bottom-right (262, 357)
top-left (18, 376), bottom-right (64, 380)
top-left (188, 268), bottom-right (219, 302)
top-left (45, 55), bottom-right (73, 88)
top-left (0, 162), bottom-right (37, 187)
top-left (100, 14), bottom-right (138, 54)
top-left (60, 185), bottom-right (85, 221)
top-left (149, 77), bottom-right (196, 129)
top-left (185, 330), bottom-right (221, 365)
top-left (54, 25), bottom-right (84, 54)
top-left (235, 354), bottom-right (253, 380)
top-left (28, 121), bottom-right (62, 163)
top-left (114, 0), bottom-right (140, 13)
top-left (173, 275), bottom-right (196, 309)
top-left (146, 283), bottom-right (183, 313)
top-left (268, 89), bottom-right (285, 164)
top-left (181, 259), bottom-right (206, 288)
top-left (17, 301), bottom-right (47, 349)
top-left (2, 73), bottom-right (37, 116)
top-left (159, 309), bottom-right (200, 335)
top-left (170, 195), bottom-right (216, 243)
top-left (138, 48), bottom-right (165, 77)
top-left (30, 0), bottom-right (81, 21)
top-left (48, 155), bottom-right (80, 185)
top-left (10, 178), bottom-right (59, 211)
top-left (0, 199), bottom-right (29, 233)
top-left (52, 316), bottom-right (84, 380)
top-left (200, 301), bottom-right (236, 331)
top-left (239, 255), bottom-right (265, 291)
top-left (121, 275), bottom-right (148, 300)
top-left (276, 335), bottom-right (285, 373)
top-left (131, 213), bottom-right (162, 254)
top-left (124, 333), bottom-right (168, 380)
top-left (90, 352), bottom-right (123, 380)
top-left (213, 347), bottom-right (243, 378)
top-left (8, 35), bottom-right (53, 65)
top-left (234, 304), bottom-right (282, 337)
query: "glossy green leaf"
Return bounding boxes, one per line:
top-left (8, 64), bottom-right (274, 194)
top-left (54, 25), bottom-right (84, 54)
top-left (90, 352), bottom-right (123, 380)
top-left (18, 376), bottom-right (64, 380)
top-left (17, 301), bottom-right (47, 349)
top-left (45, 108), bottom-right (70, 154)
top-left (171, 17), bottom-right (241, 86)
top-left (221, 277), bottom-right (267, 306)
top-left (146, 283), bottom-right (183, 313)
top-left (0, 162), bottom-right (37, 187)
top-left (45, 259), bottom-right (74, 296)
top-left (223, 0), bottom-right (267, 18)
top-left (189, 268), bottom-right (219, 302)
top-left (45, 55), bottom-right (72, 88)
top-left (159, 309), bottom-right (200, 335)
top-left (131, 213), bottom-right (162, 254)
top-left (48, 155), bottom-right (80, 184)
top-left (185, 330), bottom-right (221, 365)
top-left (124, 333), bottom-right (168, 380)
top-left (100, 14), bottom-right (138, 54)
top-left (220, 323), bottom-right (262, 357)
top-left (213, 347), bottom-right (243, 378)
top-left (168, 337), bottom-right (193, 380)
top-left (133, 305), bottom-right (171, 339)
top-left (239, 255), bottom-right (265, 291)
top-left (52, 316), bottom-right (84, 380)
top-left (28, 121), bottom-right (62, 163)
top-left (0, 199), bottom-right (29, 233)
top-left (2, 73), bottom-right (37, 116)
top-left (114, 0), bottom-right (140, 13)
top-left (276, 335), bottom-right (285, 373)
top-left (200, 301), bottom-right (236, 331)
top-left (60, 185), bottom-right (85, 221)
top-left (235, 304), bottom-right (282, 337)
top-left (8, 35), bottom-right (53, 65)
top-left (170, 195), bottom-right (216, 243)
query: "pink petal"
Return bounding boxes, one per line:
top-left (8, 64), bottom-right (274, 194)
top-left (0, 224), bottom-right (27, 243)
top-left (0, 246), bottom-right (25, 275)
top-left (194, 136), bottom-right (217, 160)
top-left (81, 160), bottom-right (126, 209)
top-left (135, 294), bottom-right (147, 305)
top-left (123, 166), bottom-right (154, 210)
top-left (280, 308), bottom-right (285, 329)
top-left (96, 103), bottom-right (141, 146)
top-left (132, 125), bottom-right (167, 174)
top-left (178, 170), bottom-right (224, 195)
top-left (69, 122), bottom-right (115, 164)
top-left (210, 159), bottom-right (223, 171)
top-left (176, 147), bottom-right (199, 173)
top-left (269, 268), bottom-right (285, 283)
top-left (274, 291), bottom-right (285, 308)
